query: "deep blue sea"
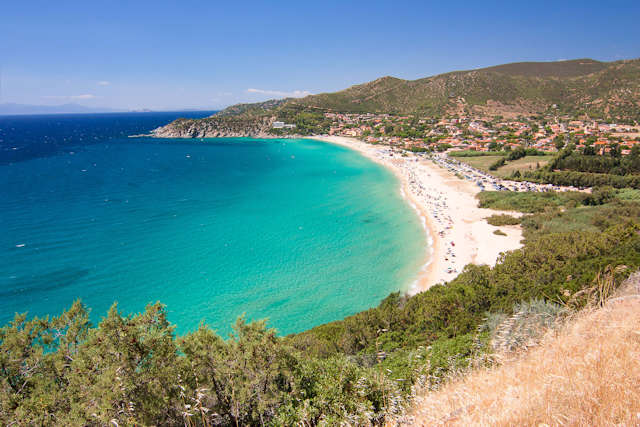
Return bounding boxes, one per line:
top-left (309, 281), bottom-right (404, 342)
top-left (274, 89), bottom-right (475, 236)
top-left (0, 112), bottom-right (427, 335)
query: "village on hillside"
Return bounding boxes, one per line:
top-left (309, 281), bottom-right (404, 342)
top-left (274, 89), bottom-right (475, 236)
top-left (317, 112), bottom-right (640, 155)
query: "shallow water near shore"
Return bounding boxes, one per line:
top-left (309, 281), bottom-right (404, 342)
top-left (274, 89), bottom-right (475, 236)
top-left (0, 115), bottom-right (427, 335)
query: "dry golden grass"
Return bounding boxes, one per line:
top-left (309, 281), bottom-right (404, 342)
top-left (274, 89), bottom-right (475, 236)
top-left (407, 279), bottom-right (640, 426)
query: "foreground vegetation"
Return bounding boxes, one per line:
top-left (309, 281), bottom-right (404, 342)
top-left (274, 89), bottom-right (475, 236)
top-left (409, 274), bottom-right (640, 425)
top-left (2, 190), bottom-right (640, 425)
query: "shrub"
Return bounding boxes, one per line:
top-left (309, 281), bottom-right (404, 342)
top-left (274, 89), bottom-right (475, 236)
top-left (522, 170), bottom-right (640, 189)
top-left (486, 214), bottom-right (521, 226)
top-left (488, 157), bottom-right (506, 171)
top-left (477, 191), bottom-right (587, 213)
top-left (448, 150), bottom-right (504, 157)
top-left (487, 299), bottom-right (567, 353)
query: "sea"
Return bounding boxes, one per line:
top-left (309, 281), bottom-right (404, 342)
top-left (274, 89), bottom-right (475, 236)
top-left (0, 112), bottom-right (427, 336)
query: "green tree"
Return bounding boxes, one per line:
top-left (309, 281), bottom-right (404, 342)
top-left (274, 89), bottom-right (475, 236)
top-left (0, 301), bottom-right (90, 425)
top-left (65, 303), bottom-right (181, 425)
top-left (180, 318), bottom-right (298, 426)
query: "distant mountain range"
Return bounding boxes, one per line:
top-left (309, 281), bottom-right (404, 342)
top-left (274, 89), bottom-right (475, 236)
top-left (0, 103), bottom-right (122, 115)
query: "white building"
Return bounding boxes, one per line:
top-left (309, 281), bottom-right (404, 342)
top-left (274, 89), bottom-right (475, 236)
top-left (272, 121), bottom-right (296, 129)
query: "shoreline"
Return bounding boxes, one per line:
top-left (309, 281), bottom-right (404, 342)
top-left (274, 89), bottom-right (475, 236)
top-left (309, 135), bottom-right (524, 294)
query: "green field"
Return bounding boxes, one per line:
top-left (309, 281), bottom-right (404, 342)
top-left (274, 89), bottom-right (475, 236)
top-left (458, 155), bottom-right (503, 172)
top-left (496, 155), bottom-right (554, 177)
top-left (460, 154), bottom-right (554, 177)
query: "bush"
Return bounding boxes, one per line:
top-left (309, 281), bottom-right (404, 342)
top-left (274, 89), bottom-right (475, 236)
top-left (583, 186), bottom-right (616, 205)
top-left (487, 299), bottom-right (567, 353)
top-left (523, 170), bottom-right (640, 189)
top-left (408, 146), bottom-right (429, 153)
top-left (506, 147), bottom-right (526, 161)
top-left (486, 214), bottom-right (521, 226)
top-left (477, 191), bottom-right (587, 213)
top-left (488, 157), bottom-right (506, 171)
top-left (448, 150), bottom-right (504, 157)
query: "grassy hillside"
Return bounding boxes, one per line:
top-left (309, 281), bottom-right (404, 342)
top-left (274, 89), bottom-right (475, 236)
top-left (216, 98), bottom-right (291, 117)
top-left (408, 274), bottom-right (640, 426)
top-left (286, 58), bottom-right (640, 121)
top-left (481, 58), bottom-right (608, 77)
top-left (155, 58), bottom-right (640, 137)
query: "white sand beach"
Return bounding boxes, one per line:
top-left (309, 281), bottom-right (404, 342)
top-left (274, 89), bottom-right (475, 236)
top-left (311, 135), bottom-right (524, 294)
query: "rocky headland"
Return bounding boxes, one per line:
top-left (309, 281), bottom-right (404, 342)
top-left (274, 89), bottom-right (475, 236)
top-left (151, 115), bottom-right (276, 138)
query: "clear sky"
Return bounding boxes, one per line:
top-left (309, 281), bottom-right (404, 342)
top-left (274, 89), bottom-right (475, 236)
top-left (2, 0), bottom-right (639, 110)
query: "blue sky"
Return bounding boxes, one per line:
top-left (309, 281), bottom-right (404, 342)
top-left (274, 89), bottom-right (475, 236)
top-left (1, 0), bottom-right (639, 110)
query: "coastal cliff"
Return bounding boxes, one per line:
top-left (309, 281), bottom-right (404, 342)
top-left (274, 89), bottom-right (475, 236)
top-left (152, 115), bottom-right (276, 138)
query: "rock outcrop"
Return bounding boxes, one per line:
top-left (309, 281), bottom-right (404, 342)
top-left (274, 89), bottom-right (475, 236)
top-left (152, 115), bottom-right (276, 138)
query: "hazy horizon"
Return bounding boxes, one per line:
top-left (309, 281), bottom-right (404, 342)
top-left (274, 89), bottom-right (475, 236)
top-left (0, 101), bottom-right (220, 115)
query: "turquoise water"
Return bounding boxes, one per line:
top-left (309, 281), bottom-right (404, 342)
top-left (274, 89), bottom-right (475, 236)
top-left (1, 135), bottom-right (427, 335)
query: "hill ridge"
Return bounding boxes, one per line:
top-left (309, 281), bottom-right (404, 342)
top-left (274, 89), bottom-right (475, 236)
top-left (281, 57), bottom-right (640, 119)
top-left (157, 57), bottom-right (640, 138)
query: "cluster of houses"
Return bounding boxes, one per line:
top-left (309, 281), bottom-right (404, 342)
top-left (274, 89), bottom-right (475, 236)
top-left (322, 112), bottom-right (640, 155)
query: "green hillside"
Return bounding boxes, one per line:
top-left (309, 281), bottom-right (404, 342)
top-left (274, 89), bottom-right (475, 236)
top-left (286, 58), bottom-right (640, 120)
top-left (216, 98), bottom-right (291, 117)
top-left (481, 58), bottom-right (608, 78)
top-left (155, 58), bottom-right (640, 138)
